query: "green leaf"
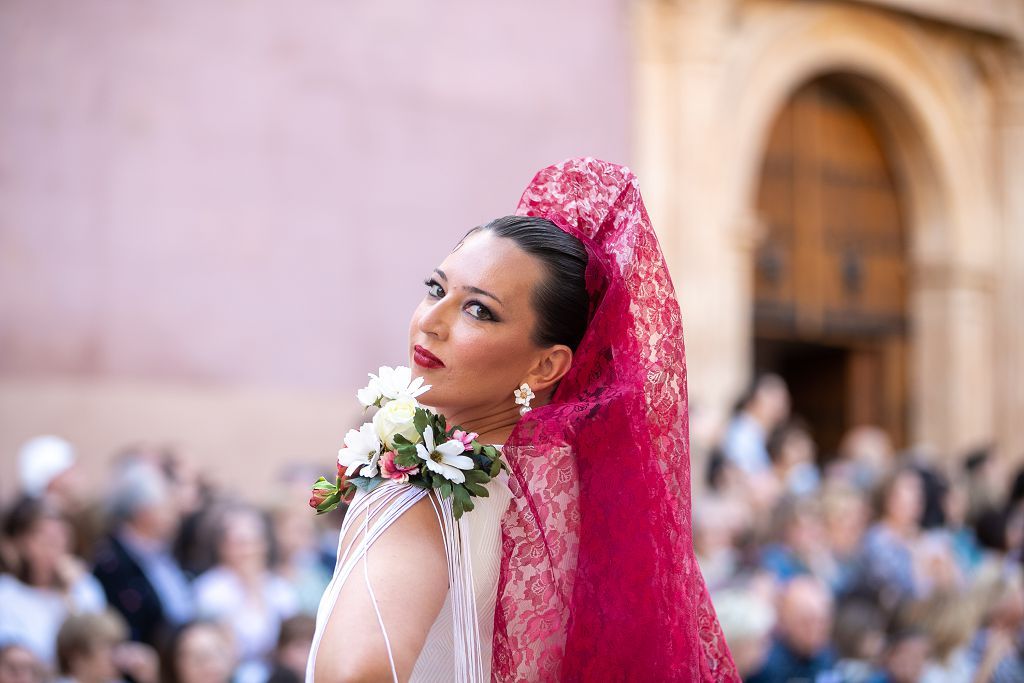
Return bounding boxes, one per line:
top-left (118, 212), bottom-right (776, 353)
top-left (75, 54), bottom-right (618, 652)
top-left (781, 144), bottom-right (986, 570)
top-left (316, 491), bottom-right (341, 513)
top-left (392, 434), bottom-right (410, 447)
top-left (489, 458), bottom-right (501, 477)
top-left (452, 499), bottom-right (464, 520)
top-left (463, 469), bottom-right (488, 484)
top-left (440, 481), bottom-right (453, 499)
top-left (394, 451), bottom-right (419, 468)
top-left (438, 414), bottom-right (447, 431)
top-left (414, 408), bottom-right (429, 435)
top-left (453, 484), bottom-right (474, 511)
top-left (465, 482), bottom-right (489, 497)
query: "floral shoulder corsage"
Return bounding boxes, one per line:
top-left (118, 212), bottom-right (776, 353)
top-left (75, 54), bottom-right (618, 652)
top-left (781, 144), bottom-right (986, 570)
top-left (309, 366), bottom-right (506, 519)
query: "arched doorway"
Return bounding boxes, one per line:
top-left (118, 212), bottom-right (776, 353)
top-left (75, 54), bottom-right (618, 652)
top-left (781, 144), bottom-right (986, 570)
top-left (753, 74), bottom-right (909, 458)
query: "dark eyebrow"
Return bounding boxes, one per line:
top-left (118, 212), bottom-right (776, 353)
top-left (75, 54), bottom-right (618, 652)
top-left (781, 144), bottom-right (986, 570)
top-left (433, 269), bottom-right (503, 305)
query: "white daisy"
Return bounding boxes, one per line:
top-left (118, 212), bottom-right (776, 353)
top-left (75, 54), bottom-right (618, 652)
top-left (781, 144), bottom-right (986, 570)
top-left (337, 423), bottom-right (382, 477)
top-left (415, 426), bottom-right (475, 484)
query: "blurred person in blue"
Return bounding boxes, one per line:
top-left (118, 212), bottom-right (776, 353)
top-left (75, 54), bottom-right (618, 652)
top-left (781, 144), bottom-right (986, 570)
top-left (54, 611), bottom-right (157, 683)
top-left (268, 504), bottom-right (330, 617)
top-left (159, 621), bottom-right (236, 683)
top-left (0, 496), bottom-right (106, 668)
top-left (766, 419), bottom-right (821, 497)
top-left (831, 599), bottom-right (888, 683)
top-left (966, 565), bottom-right (1024, 683)
top-left (722, 373), bottom-right (791, 476)
top-left (194, 506), bottom-right (297, 683)
top-left (92, 460), bottom-right (194, 647)
top-left (759, 496), bottom-right (845, 592)
top-left (746, 576), bottom-right (839, 683)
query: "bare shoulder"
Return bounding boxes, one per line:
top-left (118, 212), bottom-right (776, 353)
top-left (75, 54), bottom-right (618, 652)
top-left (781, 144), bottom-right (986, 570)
top-left (313, 490), bottom-right (448, 683)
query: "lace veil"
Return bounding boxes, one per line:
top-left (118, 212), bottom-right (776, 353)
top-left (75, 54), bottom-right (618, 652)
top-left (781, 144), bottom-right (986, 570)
top-left (492, 158), bottom-right (739, 681)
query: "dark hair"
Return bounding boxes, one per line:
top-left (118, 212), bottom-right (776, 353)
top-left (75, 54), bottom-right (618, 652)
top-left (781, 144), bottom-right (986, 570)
top-left (468, 216), bottom-right (589, 351)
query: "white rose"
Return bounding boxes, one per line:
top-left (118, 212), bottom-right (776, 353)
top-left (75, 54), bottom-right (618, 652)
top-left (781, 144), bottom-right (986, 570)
top-left (372, 396), bottom-right (421, 449)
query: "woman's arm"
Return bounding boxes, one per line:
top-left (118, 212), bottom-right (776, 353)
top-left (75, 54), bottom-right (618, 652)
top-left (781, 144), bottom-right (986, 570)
top-left (313, 492), bottom-right (448, 683)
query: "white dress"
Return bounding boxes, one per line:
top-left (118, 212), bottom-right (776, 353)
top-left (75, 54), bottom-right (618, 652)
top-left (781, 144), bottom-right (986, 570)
top-left (306, 468), bottom-right (513, 683)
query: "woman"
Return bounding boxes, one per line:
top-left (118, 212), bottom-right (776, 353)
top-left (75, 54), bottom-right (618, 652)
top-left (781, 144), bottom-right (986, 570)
top-left (0, 496), bottom-right (106, 668)
top-left (194, 507), bottom-right (298, 681)
top-left (308, 158), bottom-right (737, 682)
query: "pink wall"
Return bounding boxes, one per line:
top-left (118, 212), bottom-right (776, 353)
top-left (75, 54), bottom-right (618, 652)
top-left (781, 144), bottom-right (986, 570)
top-left (0, 0), bottom-right (631, 395)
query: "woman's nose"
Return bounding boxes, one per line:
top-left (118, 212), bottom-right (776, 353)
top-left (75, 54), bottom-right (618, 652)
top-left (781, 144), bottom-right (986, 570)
top-left (418, 300), bottom-right (451, 340)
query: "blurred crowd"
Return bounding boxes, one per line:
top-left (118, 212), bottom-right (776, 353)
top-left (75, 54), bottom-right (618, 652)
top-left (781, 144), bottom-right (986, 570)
top-left (703, 374), bottom-right (1024, 683)
top-left (0, 439), bottom-right (336, 683)
top-left (3, 376), bottom-right (1023, 683)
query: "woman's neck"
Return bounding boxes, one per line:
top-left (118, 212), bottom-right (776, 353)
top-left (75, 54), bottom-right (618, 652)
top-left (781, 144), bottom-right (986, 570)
top-left (442, 405), bottom-right (522, 446)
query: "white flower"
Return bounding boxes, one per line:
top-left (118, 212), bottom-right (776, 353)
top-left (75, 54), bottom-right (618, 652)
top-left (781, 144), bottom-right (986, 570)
top-left (513, 383), bottom-right (535, 406)
top-left (415, 425), bottom-right (475, 484)
top-left (337, 423), bottom-right (382, 477)
top-left (369, 366), bottom-right (430, 404)
top-left (372, 396), bottom-right (421, 449)
top-left (357, 378), bottom-right (383, 408)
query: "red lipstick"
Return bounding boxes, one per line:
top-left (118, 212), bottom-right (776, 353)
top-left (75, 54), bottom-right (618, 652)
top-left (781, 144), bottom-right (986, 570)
top-left (413, 345), bottom-right (445, 369)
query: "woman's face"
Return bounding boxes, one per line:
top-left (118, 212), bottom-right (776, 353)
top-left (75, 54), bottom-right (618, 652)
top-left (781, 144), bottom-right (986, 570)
top-left (886, 472), bottom-right (924, 528)
top-left (176, 625), bottom-right (234, 683)
top-left (408, 231), bottom-right (552, 420)
top-left (219, 511), bottom-right (268, 574)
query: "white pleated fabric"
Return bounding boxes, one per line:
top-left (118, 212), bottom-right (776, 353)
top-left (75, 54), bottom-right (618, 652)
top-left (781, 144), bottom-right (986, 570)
top-left (306, 466), bottom-right (512, 683)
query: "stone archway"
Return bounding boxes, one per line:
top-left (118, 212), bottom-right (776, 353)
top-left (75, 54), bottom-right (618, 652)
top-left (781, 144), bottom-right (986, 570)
top-left (635, 1), bottom-right (1000, 462)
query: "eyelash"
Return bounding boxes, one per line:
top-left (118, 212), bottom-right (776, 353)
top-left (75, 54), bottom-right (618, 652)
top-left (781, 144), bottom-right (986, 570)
top-left (423, 278), bottom-right (497, 322)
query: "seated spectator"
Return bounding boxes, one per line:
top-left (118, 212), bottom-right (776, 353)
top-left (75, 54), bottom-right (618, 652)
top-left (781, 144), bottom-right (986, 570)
top-left (820, 482), bottom-right (869, 590)
top-left (828, 426), bottom-right (894, 493)
top-left (747, 576), bottom-right (837, 682)
top-left (722, 374), bottom-right (790, 476)
top-left (767, 419), bottom-right (820, 497)
top-left (194, 506), bottom-right (297, 680)
top-left (92, 460), bottom-right (194, 647)
top-left (712, 588), bottom-right (776, 679)
top-left (856, 467), bottom-right (930, 608)
top-left (269, 503), bottom-right (331, 616)
top-left (694, 495), bottom-right (750, 591)
top-left (159, 621), bottom-right (236, 683)
top-left (832, 599), bottom-right (887, 683)
top-left (0, 643), bottom-right (45, 683)
top-left (878, 627), bottom-right (931, 683)
top-left (265, 615), bottom-right (316, 683)
top-left (759, 496), bottom-right (842, 590)
top-left (967, 565), bottom-right (1024, 683)
top-left (912, 592), bottom-right (980, 683)
top-left (0, 497), bottom-right (106, 668)
top-left (55, 611), bottom-right (157, 683)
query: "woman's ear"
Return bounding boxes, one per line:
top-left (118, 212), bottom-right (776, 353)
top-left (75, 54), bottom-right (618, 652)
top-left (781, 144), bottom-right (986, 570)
top-left (526, 345), bottom-right (574, 395)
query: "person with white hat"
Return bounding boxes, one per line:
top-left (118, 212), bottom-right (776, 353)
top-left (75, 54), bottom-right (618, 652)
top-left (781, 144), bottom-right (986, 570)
top-left (18, 436), bottom-right (79, 505)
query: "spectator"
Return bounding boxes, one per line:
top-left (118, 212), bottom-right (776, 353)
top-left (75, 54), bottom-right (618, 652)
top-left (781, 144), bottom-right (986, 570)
top-left (747, 576), bottom-right (837, 682)
top-left (829, 426), bottom-right (895, 493)
top-left (878, 627), bottom-right (931, 683)
top-left (269, 504), bottom-right (331, 616)
top-left (832, 599), bottom-right (887, 683)
top-left (820, 482), bottom-right (870, 586)
top-left (712, 588), bottom-right (776, 678)
top-left (92, 461), bottom-right (194, 647)
top-left (722, 373), bottom-right (790, 476)
top-left (913, 591), bottom-right (980, 683)
top-left (55, 611), bottom-right (157, 683)
top-left (760, 496), bottom-right (842, 590)
top-left (967, 565), bottom-right (1024, 683)
top-left (159, 621), bottom-right (235, 683)
top-left (856, 467), bottom-right (929, 607)
top-left (767, 418), bottom-right (820, 497)
top-left (0, 497), bottom-right (106, 667)
top-left (0, 643), bottom-right (45, 683)
top-left (964, 446), bottom-right (1003, 526)
top-left (17, 436), bottom-right (79, 508)
top-left (265, 616), bottom-right (316, 683)
top-left (194, 507), bottom-right (297, 679)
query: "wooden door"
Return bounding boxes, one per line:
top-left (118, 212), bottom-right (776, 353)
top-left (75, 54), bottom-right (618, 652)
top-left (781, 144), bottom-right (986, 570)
top-left (753, 76), bottom-right (908, 458)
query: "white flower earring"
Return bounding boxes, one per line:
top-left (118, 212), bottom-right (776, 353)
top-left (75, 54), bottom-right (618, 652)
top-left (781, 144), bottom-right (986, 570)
top-left (513, 383), bottom-right (535, 415)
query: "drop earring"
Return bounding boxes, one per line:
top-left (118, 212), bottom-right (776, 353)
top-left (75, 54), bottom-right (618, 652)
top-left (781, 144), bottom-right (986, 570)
top-left (513, 383), bottom-right (535, 415)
